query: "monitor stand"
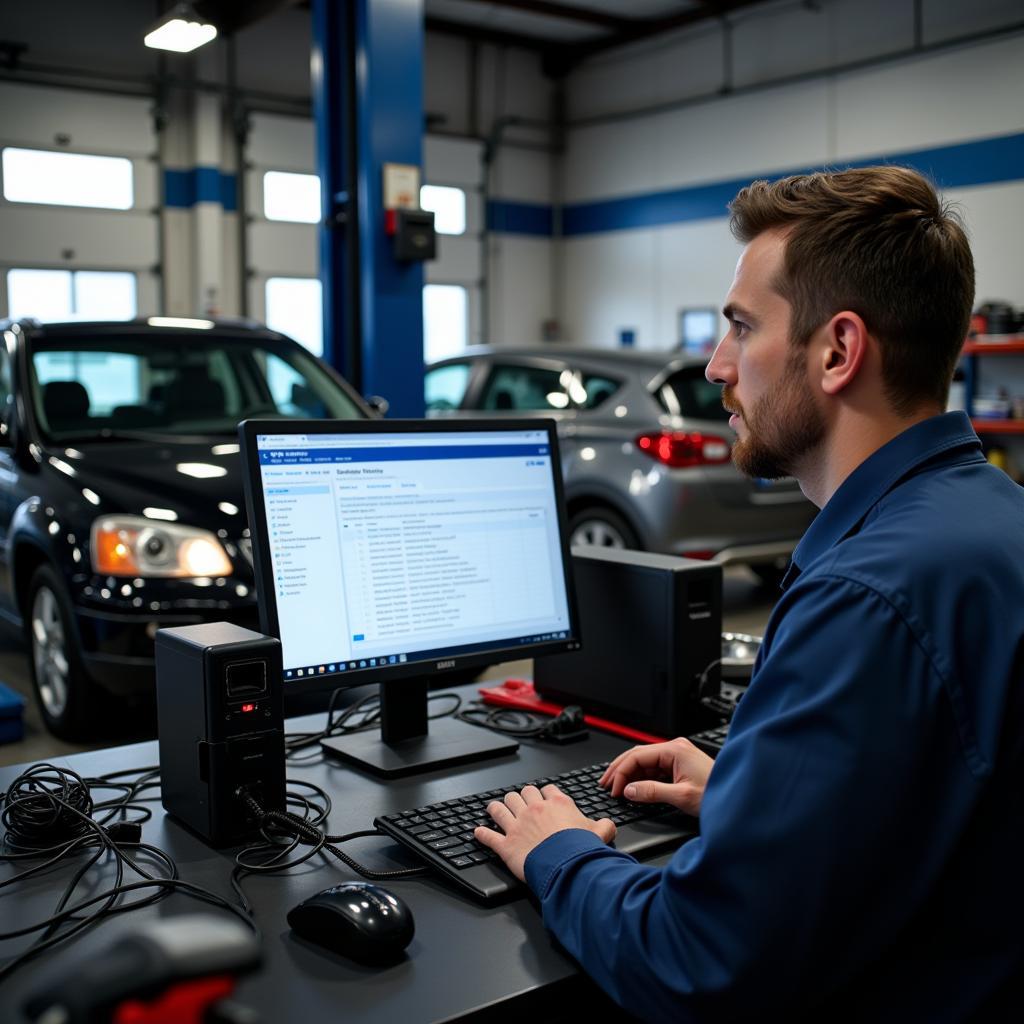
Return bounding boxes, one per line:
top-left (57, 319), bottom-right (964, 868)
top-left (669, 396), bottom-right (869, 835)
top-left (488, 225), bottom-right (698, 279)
top-left (320, 678), bottom-right (518, 778)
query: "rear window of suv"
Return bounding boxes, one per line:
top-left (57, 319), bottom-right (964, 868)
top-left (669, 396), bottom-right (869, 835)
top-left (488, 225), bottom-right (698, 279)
top-left (657, 367), bottom-right (730, 422)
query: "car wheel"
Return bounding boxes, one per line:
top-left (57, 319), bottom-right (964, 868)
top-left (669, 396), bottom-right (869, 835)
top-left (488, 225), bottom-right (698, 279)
top-left (568, 507), bottom-right (640, 549)
top-left (27, 564), bottom-right (102, 740)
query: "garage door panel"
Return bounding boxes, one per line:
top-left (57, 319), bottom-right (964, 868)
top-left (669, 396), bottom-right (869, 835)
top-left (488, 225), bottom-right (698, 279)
top-left (0, 205), bottom-right (157, 269)
top-left (249, 221), bottom-right (317, 277)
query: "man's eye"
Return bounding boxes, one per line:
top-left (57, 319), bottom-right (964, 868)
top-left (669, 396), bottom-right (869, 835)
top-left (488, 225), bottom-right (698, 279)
top-left (732, 320), bottom-right (749, 337)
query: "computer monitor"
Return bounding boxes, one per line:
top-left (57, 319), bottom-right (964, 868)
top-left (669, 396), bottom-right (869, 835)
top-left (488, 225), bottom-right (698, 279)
top-left (239, 418), bottom-right (581, 777)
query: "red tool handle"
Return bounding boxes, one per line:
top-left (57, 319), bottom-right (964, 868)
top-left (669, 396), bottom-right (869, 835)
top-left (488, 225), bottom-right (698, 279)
top-left (478, 679), bottom-right (666, 744)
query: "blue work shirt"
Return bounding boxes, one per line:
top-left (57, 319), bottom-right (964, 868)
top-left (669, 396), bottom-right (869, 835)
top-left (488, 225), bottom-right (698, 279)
top-left (525, 411), bottom-right (1024, 1021)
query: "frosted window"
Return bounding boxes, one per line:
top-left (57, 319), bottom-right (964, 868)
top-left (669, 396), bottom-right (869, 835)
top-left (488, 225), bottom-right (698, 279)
top-left (266, 277), bottom-right (323, 356)
top-left (263, 171), bottom-right (321, 223)
top-left (423, 284), bottom-right (468, 363)
top-left (420, 185), bottom-right (466, 235)
top-left (2, 148), bottom-right (133, 209)
top-left (7, 269), bottom-right (136, 322)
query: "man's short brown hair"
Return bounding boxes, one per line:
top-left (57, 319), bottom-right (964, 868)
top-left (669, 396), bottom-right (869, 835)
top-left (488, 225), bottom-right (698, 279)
top-left (729, 166), bottom-right (975, 415)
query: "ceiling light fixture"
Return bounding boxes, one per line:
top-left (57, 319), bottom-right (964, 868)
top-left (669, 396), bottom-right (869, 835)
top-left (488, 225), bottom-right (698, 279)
top-left (144, 3), bottom-right (218, 54)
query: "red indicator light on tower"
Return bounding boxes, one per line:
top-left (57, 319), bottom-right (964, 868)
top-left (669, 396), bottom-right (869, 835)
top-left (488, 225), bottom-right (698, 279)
top-left (241, 703), bottom-right (256, 713)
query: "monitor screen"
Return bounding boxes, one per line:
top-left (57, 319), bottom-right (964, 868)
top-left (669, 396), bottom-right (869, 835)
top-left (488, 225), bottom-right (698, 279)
top-left (239, 418), bottom-right (581, 706)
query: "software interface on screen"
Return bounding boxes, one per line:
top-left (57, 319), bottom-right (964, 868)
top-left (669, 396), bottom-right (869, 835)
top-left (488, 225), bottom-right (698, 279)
top-left (254, 428), bottom-right (573, 681)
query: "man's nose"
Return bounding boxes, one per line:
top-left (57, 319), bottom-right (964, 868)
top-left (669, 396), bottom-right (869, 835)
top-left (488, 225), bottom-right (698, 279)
top-left (705, 338), bottom-right (735, 386)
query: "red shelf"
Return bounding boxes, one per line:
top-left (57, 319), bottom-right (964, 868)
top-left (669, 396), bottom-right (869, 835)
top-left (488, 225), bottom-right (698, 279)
top-left (971, 419), bottom-right (1024, 434)
top-left (962, 337), bottom-right (1024, 355)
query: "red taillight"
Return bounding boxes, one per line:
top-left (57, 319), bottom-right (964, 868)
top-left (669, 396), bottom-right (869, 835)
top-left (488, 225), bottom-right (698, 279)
top-left (635, 430), bottom-right (731, 468)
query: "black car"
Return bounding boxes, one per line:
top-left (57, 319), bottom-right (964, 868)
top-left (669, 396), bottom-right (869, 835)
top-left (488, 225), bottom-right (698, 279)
top-left (0, 317), bottom-right (372, 738)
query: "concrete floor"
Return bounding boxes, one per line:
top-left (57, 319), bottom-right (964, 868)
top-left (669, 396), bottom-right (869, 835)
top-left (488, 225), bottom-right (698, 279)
top-left (0, 566), bottom-right (778, 769)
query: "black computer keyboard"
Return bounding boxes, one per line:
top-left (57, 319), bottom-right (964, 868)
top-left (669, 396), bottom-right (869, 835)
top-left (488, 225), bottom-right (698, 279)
top-left (375, 761), bottom-right (697, 902)
top-left (687, 723), bottom-right (730, 756)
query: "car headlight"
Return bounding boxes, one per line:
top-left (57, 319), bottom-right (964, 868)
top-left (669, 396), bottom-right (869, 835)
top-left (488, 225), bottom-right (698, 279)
top-left (91, 515), bottom-right (233, 578)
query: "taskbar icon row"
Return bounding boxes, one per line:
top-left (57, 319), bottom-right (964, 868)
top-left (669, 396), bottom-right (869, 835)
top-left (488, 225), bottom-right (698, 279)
top-left (285, 652), bottom-right (409, 679)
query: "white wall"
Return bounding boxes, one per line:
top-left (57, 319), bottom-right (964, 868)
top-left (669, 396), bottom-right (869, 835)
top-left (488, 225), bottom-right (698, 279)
top-left (558, 0), bottom-right (1024, 349)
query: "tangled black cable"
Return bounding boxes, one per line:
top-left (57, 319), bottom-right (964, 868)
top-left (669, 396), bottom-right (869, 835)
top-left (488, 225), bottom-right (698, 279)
top-left (1, 763), bottom-right (95, 850)
top-left (230, 785), bottom-right (427, 914)
top-left (456, 704), bottom-right (563, 737)
top-left (0, 762), bottom-right (257, 983)
top-left (285, 688), bottom-right (463, 759)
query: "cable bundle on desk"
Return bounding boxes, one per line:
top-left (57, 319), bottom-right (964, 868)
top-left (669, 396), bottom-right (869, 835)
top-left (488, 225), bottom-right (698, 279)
top-left (230, 784), bottom-right (428, 914)
top-left (0, 762), bottom-right (256, 983)
top-left (0, 762), bottom-right (432, 980)
top-left (284, 688), bottom-right (463, 759)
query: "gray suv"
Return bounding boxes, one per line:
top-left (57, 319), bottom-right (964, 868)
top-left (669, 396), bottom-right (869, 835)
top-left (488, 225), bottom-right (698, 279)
top-left (425, 346), bottom-right (816, 585)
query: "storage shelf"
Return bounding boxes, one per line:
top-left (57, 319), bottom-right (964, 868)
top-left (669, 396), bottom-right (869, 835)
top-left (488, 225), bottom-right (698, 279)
top-left (962, 338), bottom-right (1024, 355)
top-left (971, 419), bottom-right (1024, 434)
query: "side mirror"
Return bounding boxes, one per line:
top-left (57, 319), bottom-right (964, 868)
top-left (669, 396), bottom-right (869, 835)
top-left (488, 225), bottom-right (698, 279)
top-left (365, 394), bottom-right (390, 416)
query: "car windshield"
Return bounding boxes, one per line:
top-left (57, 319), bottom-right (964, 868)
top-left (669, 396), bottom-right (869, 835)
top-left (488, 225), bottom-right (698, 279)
top-left (31, 332), bottom-right (366, 440)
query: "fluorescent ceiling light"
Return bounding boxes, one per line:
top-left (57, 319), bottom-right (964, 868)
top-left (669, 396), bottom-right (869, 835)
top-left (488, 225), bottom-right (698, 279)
top-left (144, 5), bottom-right (217, 54)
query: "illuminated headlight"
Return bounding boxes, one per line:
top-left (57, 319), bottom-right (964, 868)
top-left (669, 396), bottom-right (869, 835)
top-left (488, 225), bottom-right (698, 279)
top-left (91, 515), bottom-right (233, 578)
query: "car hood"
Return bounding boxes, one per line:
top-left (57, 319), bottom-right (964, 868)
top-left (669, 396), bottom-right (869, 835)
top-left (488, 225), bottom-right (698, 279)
top-left (50, 438), bottom-right (248, 528)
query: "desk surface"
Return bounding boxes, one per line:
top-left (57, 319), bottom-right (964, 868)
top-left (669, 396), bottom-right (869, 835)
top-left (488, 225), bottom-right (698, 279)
top-left (0, 682), bottom-right (668, 1022)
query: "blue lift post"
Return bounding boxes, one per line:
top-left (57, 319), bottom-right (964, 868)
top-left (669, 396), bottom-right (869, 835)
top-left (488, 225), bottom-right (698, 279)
top-left (312, 0), bottom-right (426, 417)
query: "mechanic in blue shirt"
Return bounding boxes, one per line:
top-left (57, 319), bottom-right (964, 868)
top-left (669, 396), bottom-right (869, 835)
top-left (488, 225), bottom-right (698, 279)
top-left (475, 165), bottom-right (1024, 1021)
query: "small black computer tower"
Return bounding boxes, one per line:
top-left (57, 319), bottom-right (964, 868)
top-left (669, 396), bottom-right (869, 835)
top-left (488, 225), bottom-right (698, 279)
top-left (156, 622), bottom-right (286, 846)
top-left (534, 548), bottom-right (723, 736)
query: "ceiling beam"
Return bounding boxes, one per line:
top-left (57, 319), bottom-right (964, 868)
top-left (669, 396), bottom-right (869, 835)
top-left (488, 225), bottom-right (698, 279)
top-left (550, 0), bottom-right (770, 73)
top-left (449, 0), bottom-right (633, 32)
top-left (425, 15), bottom-right (561, 56)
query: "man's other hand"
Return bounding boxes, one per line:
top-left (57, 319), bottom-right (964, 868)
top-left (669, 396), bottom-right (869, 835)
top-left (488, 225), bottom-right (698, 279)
top-left (599, 738), bottom-right (714, 817)
top-left (474, 785), bottom-right (616, 882)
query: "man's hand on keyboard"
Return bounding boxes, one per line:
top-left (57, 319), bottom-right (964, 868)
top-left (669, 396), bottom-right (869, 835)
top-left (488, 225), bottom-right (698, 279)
top-left (599, 738), bottom-right (714, 817)
top-left (474, 785), bottom-right (616, 882)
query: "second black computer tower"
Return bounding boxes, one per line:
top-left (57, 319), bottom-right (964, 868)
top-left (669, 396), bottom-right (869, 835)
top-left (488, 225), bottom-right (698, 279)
top-left (534, 547), bottom-right (723, 736)
top-left (156, 622), bottom-right (286, 846)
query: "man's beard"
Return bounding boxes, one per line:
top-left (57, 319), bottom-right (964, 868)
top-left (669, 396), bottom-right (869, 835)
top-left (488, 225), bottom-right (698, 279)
top-left (723, 350), bottom-right (825, 480)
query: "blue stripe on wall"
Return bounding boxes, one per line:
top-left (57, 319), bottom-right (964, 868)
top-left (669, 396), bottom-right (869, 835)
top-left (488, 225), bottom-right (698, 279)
top-left (157, 132), bottom-right (1023, 231)
top-left (164, 167), bottom-right (238, 211)
top-left (486, 199), bottom-right (554, 236)
top-left (562, 131), bottom-right (1024, 236)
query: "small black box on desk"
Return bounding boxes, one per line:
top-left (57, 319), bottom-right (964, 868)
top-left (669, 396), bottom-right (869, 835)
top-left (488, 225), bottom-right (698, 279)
top-left (156, 622), bottom-right (286, 846)
top-left (535, 547), bottom-right (722, 737)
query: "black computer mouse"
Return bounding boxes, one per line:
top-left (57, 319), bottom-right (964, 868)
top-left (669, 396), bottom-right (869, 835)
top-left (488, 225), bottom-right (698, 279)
top-left (287, 882), bottom-right (415, 963)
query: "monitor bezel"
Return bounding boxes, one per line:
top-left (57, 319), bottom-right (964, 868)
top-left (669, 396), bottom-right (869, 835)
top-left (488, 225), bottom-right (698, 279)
top-left (238, 416), bottom-right (582, 700)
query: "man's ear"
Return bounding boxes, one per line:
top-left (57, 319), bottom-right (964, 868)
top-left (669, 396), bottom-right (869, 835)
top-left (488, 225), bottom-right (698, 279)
top-left (819, 312), bottom-right (869, 396)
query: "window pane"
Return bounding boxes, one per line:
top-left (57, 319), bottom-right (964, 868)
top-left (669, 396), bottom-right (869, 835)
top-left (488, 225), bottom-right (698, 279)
top-left (2, 147), bottom-right (133, 209)
top-left (35, 350), bottom-right (141, 416)
top-left (420, 185), bottom-right (466, 235)
top-left (579, 373), bottom-right (620, 409)
top-left (265, 277), bottom-right (323, 356)
top-left (423, 284), bottom-right (467, 363)
top-left (8, 269), bottom-right (73, 321)
top-left (73, 271), bottom-right (136, 320)
top-left (479, 364), bottom-right (567, 412)
top-left (7, 269), bottom-right (136, 322)
top-left (425, 362), bottom-right (471, 412)
top-left (659, 369), bottom-right (730, 422)
top-left (263, 171), bottom-right (321, 223)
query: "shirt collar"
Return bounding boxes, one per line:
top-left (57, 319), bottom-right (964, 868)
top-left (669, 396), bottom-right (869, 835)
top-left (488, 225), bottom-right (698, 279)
top-left (785, 411), bottom-right (981, 587)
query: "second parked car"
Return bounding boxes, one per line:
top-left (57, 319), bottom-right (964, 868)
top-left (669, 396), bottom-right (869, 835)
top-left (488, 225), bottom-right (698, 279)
top-left (425, 345), bottom-right (817, 574)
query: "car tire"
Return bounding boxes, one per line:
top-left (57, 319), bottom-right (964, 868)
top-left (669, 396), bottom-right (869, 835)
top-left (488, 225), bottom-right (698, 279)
top-left (26, 563), bottom-right (103, 740)
top-left (568, 506), bottom-right (640, 550)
